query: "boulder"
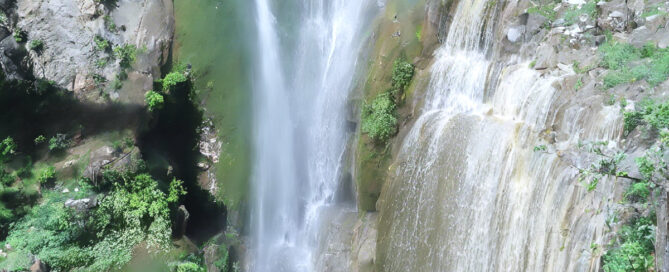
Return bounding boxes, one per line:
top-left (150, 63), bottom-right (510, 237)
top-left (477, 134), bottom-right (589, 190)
top-left (351, 213), bottom-right (377, 272)
top-left (29, 259), bottom-right (47, 272)
top-left (13, 0), bottom-right (174, 102)
top-left (174, 205), bottom-right (190, 238)
top-left (64, 197), bottom-right (96, 210)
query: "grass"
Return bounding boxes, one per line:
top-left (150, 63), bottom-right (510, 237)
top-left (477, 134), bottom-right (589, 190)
top-left (600, 40), bottom-right (669, 88)
top-left (563, 0), bottom-right (597, 26)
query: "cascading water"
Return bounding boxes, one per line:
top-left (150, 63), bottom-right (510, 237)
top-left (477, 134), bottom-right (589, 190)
top-left (250, 0), bottom-right (380, 271)
top-left (377, 0), bottom-right (623, 271)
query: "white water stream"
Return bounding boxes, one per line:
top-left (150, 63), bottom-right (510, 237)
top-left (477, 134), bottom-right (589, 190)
top-left (249, 1), bottom-right (380, 271)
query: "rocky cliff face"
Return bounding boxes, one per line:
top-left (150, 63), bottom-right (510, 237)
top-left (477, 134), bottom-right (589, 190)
top-left (351, 0), bottom-right (669, 271)
top-left (1, 0), bottom-right (173, 103)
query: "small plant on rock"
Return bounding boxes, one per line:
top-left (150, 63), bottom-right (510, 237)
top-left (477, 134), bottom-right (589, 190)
top-left (145, 90), bottom-right (164, 112)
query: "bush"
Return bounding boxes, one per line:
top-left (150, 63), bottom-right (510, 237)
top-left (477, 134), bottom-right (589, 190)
top-left (29, 40), bottom-right (44, 51)
top-left (602, 217), bottom-right (656, 272)
top-left (113, 44), bottom-right (137, 68)
top-left (48, 134), bottom-right (70, 151)
top-left (0, 137), bottom-right (16, 163)
top-left (36, 166), bottom-right (56, 184)
top-left (94, 36), bottom-right (110, 52)
top-left (162, 71), bottom-right (188, 91)
top-left (625, 181), bottom-right (651, 202)
top-left (145, 90), bottom-right (164, 112)
top-left (391, 59), bottom-right (414, 94)
top-left (34, 135), bottom-right (46, 145)
top-left (361, 93), bottom-right (397, 143)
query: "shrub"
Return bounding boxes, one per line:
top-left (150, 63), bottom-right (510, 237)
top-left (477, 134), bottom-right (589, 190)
top-left (94, 36), bottom-right (110, 52)
top-left (29, 40), bottom-right (44, 51)
top-left (361, 93), bottom-right (397, 143)
top-left (145, 90), bottom-right (164, 112)
top-left (36, 166), bottom-right (56, 184)
top-left (602, 217), bottom-right (656, 272)
top-left (48, 134), bottom-right (70, 151)
top-left (103, 15), bottom-right (116, 32)
top-left (0, 137), bottom-right (16, 163)
top-left (162, 71), bottom-right (188, 91)
top-left (34, 135), bottom-right (46, 145)
top-left (391, 59), bottom-right (414, 94)
top-left (599, 41), bottom-right (640, 70)
top-left (625, 181), bottom-right (650, 202)
top-left (13, 30), bottom-right (25, 43)
top-left (113, 44), bottom-right (137, 68)
top-left (167, 178), bottom-right (187, 203)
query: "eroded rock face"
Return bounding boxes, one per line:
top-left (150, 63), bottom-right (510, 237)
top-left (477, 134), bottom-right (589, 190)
top-left (13, 0), bottom-right (173, 102)
top-left (351, 213), bottom-right (377, 272)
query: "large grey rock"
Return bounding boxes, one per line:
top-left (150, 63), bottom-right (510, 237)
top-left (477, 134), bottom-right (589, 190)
top-left (597, 0), bottom-right (630, 32)
top-left (64, 197), bottom-right (96, 210)
top-left (351, 213), bottom-right (377, 272)
top-left (14, 0), bottom-right (173, 102)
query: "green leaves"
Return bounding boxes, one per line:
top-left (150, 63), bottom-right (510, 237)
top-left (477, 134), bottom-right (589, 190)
top-left (145, 90), bottom-right (165, 112)
top-left (162, 71), bottom-right (188, 91)
top-left (0, 137), bottom-right (16, 163)
top-left (361, 93), bottom-right (398, 144)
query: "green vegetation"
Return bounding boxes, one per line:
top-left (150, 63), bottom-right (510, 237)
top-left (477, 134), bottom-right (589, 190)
top-left (36, 166), bottom-right (55, 184)
top-left (563, 1), bottom-right (597, 26)
top-left (162, 71), bottom-right (189, 91)
top-left (94, 36), bottom-right (110, 52)
top-left (113, 44), bottom-right (137, 68)
top-left (361, 93), bottom-right (397, 143)
top-left (622, 99), bottom-right (669, 135)
top-left (145, 90), bottom-right (165, 112)
top-left (28, 39), bottom-right (44, 52)
top-left (361, 59), bottom-right (414, 144)
top-left (600, 40), bottom-right (669, 88)
top-left (0, 137), bottom-right (16, 163)
top-left (602, 216), bottom-right (656, 272)
top-left (390, 59), bottom-right (415, 96)
top-left (527, 1), bottom-right (558, 26)
top-left (34, 135), bottom-right (46, 145)
top-left (103, 15), bottom-right (117, 32)
top-left (533, 144), bottom-right (547, 152)
top-left (48, 134), bottom-right (70, 151)
top-left (12, 30), bottom-right (25, 43)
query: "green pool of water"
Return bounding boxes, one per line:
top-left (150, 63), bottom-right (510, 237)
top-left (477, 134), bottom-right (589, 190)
top-left (173, 0), bottom-right (253, 210)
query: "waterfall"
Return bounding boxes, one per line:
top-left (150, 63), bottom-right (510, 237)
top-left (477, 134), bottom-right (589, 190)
top-left (250, 0), bottom-right (380, 271)
top-left (376, 0), bottom-right (623, 271)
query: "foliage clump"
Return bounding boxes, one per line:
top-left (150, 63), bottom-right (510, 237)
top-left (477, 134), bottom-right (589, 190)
top-left (162, 71), bottom-right (188, 91)
top-left (48, 134), bottom-right (70, 151)
top-left (145, 90), bottom-right (164, 112)
top-left (361, 58), bottom-right (414, 144)
top-left (600, 40), bottom-right (669, 88)
top-left (362, 93), bottom-right (397, 143)
top-left (113, 44), bottom-right (137, 68)
top-left (602, 216), bottom-right (656, 272)
top-left (0, 137), bottom-right (16, 163)
top-left (0, 168), bottom-right (184, 271)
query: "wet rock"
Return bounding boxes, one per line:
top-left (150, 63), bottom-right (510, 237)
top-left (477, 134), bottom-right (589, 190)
top-left (525, 13), bottom-right (547, 36)
top-left (597, 0), bottom-right (630, 32)
top-left (352, 213), bottom-right (377, 272)
top-left (64, 197), bottom-right (96, 211)
top-left (13, 0), bottom-right (174, 100)
top-left (533, 43), bottom-right (557, 70)
top-left (506, 26), bottom-right (524, 43)
top-left (174, 205), bottom-right (189, 238)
